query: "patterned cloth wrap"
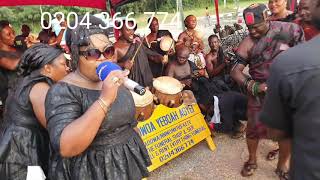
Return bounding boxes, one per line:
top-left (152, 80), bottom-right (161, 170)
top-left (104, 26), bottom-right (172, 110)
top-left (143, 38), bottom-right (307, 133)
top-left (245, 21), bottom-right (304, 139)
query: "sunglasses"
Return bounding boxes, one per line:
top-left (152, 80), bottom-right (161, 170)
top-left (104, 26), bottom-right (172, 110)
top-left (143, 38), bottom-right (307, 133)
top-left (80, 46), bottom-right (115, 60)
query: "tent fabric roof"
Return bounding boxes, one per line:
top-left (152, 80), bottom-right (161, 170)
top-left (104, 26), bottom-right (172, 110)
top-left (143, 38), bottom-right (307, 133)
top-left (0, 0), bottom-right (138, 9)
top-left (109, 0), bottom-right (138, 8)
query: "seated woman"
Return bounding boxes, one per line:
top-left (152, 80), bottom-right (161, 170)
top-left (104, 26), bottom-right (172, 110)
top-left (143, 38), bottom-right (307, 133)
top-left (0, 44), bottom-right (69, 179)
top-left (45, 16), bottom-right (151, 180)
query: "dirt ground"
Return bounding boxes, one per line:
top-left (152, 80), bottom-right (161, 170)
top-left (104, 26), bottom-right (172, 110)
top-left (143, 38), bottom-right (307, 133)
top-left (149, 133), bottom-right (279, 180)
top-left (142, 13), bottom-right (278, 180)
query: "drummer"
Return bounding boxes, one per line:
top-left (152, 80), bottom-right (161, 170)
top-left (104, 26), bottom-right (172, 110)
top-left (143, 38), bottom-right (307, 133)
top-left (165, 45), bottom-right (211, 113)
top-left (146, 17), bottom-right (174, 78)
top-left (165, 45), bottom-right (192, 88)
top-left (114, 20), bottom-right (161, 87)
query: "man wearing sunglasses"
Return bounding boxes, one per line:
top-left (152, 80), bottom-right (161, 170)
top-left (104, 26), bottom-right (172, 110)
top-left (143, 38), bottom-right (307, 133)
top-left (114, 20), bottom-right (163, 87)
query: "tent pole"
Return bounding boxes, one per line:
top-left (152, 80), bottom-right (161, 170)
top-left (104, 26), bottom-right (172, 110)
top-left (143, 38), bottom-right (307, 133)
top-left (177, 0), bottom-right (184, 31)
top-left (214, 0), bottom-right (220, 26)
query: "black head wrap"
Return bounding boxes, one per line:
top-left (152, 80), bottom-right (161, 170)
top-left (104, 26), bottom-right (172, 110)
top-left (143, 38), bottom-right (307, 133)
top-left (20, 43), bottom-right (63, 76)
top-left (0, 20), bottom-right (10, 32)
top-left (65, 15), bottom-right (110, 70)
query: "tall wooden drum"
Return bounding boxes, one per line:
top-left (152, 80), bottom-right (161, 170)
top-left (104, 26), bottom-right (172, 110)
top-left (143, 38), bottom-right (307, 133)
top-left (153, 76), bottom-right (184, 108)
top-left (131, 89), bottom-right (155, 121)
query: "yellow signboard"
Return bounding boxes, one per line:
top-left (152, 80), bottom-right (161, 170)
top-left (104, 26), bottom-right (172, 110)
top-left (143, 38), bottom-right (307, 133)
top-left (137, 104), bottom-right (216, 171)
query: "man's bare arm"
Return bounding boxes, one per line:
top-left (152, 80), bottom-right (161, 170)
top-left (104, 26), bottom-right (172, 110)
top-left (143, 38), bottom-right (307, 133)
top-left (230, 37), bottom-right (253, 85)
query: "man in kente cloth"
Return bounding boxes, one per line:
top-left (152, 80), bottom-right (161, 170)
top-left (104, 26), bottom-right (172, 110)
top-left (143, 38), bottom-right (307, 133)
top-left (230, 4), bottom-right (304, 178)
top-left (114, 20), bottom-right (162, 87)
top-left (146, 17), bottom-right (174, 78)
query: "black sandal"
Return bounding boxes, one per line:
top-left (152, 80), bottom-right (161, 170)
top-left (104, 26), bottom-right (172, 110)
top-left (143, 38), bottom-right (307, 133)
top-left (241, 161), bottom-right (257, 177)
top-left (266, 149), bottom-right (279, 161)
top-left (275, 168), bottom-right (289, 180)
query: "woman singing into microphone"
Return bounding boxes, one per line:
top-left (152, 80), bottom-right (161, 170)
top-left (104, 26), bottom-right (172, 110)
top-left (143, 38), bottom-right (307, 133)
top-left (45, 16), bottom-right (151, 180)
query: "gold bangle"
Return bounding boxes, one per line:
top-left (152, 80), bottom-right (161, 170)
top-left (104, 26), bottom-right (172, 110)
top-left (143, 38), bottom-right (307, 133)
top-left (99, 97), bottom-right (110, 108)
top-left (97, 99), bottom-right (107, 114)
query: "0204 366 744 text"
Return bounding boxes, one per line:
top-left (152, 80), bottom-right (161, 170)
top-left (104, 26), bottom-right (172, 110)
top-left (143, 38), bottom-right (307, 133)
top-left (40, 11), bottom-right (181, 30)
top-left (40, 11), bottom-right (137, 30)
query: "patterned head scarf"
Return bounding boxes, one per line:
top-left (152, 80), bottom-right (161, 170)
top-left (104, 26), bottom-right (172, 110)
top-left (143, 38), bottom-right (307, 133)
top-left (243, 4), bottom-right (269, 27)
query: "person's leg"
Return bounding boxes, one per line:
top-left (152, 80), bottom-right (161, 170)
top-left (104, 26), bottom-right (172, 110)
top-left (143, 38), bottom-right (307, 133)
top-left (241, 118), bottom-right (259, 176)
top-left (275, 139), bottom-right (291, 180)
top-left (241, 101), bottom-right (261, 176)
top-left (241, 137), bottom-right (259, 176)
top-left (247, 138), bottom-right (259, 163)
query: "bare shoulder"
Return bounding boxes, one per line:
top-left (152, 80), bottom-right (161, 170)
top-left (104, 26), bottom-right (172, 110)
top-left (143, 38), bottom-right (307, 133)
top-left (29, 82), bottom-right (50, 100)
top-left (164, 61), bottom-right (175, 75)
top-left (238, 36), bottom-right (254, 48)
top-left (205, 51), bottom-right (213, 58)
top-left (205, 52), bottom-right (213, 60)
top-left (237, 36), bottom-right (254, 58)
top-left (178, 31), bottom-right (187, 40)
top-left (113, 40), bottom-right (122, 48)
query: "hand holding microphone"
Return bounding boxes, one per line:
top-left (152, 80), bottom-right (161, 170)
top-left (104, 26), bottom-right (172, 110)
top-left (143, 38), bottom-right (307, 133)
top-left (99, 70), bottom-right (128, 108)
top-left (96, 61), bottom-right (146, 96)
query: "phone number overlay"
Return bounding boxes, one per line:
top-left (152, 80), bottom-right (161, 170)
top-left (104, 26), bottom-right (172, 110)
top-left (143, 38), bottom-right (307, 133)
top-left (41, 12), bottom-right (181, 30)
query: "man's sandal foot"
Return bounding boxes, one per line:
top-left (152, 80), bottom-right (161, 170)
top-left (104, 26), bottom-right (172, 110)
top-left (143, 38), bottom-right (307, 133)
top-left (241, 161), bottom-right (257, 177)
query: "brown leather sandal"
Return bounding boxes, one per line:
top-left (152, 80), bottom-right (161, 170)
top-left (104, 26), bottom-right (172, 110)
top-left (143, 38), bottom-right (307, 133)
top-left (275, 168), bottom-right (289, 180)
top-left (241, 161), bottom-right (258, 177)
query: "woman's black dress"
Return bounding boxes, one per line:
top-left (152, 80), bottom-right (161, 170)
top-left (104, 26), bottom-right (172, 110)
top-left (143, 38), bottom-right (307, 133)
top-left (0, 50), bottom-right (22, 121)
top-left (45, 82), bottom-right (151, 180)
top-left (0, 71), bottom-right (53, 179)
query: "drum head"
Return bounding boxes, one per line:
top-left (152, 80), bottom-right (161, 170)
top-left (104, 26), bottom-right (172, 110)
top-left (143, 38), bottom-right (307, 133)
top-left (160, 36), bottom-right (174, 52)
top-left (130, 89), bottom-right (153, 107)
top-left (153, 76), bottom-right (183, 95)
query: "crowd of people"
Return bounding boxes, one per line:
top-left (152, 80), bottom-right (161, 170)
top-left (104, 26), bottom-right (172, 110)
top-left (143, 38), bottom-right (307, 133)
top-left (0, 0), bottom-right (319, 179)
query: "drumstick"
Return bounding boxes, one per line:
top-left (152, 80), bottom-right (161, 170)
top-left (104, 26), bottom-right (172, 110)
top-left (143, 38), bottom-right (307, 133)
top-left (130, 35), bottom-right (146, 64)
top-left (146, 36), bottom-right (151, 48)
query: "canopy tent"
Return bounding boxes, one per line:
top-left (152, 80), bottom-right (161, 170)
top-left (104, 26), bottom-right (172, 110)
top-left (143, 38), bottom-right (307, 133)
top-left (0, 0), bottom-right (138, 9)
top-left (109, 0), bottom-right (138, 8)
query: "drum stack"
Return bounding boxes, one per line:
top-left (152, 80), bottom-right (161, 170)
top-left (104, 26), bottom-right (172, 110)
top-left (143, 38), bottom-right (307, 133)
top-left (130, 76), bottom-right (197, 121)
